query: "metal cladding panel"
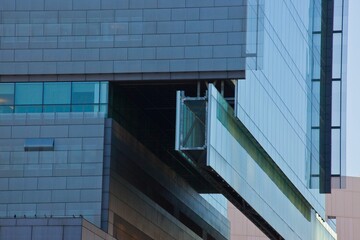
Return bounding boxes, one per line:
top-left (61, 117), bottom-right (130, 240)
top-left (205, 85), bottom-right (335, 240)
top-left (0, 0), bottom-right (246, 76)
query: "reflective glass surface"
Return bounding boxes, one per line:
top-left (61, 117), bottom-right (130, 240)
top-left (0, 82), bottom-right (108, 114)
top-left (332, 81), bottom-right (341, 126)
top-left (72, 82), bottom-right (100, 104)
top-left (237, 0), bottom-right (328, 220)
top-left (0, 83), bottom-right (14, 106)
top-left (332, 33), bottom-right (342, 79)
top-left (44, 82), bottom-right (71, 104)
top-left (334, 0), bottom-right (343, 31)
top-left (331, 128), bottom-right (341, 175)
top-left (15, 83), bottom-right (43, 105)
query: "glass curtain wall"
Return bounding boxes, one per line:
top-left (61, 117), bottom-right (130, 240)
top-left (0, 82), bottom-right (108, 114)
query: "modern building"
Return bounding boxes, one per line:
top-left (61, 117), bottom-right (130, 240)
top-left (0, 0), bottom-right (347, 239)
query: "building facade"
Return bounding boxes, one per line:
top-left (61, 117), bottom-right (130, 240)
top-left (326, 176), bottom-right (360, 240)
top-left (0, 0), bottom-right (347, 239)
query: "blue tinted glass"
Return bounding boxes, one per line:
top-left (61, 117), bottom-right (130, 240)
top-left (15, 83), bottom-right (43, 105)
top-left (332, 33), bottom-right (342, 79)
top-left (332, 81), bottom-right (341, 127)
top-left (72, 82), bottom-right (99, 104)
top-left (312, 34), bottom-right (321, 79)
top-left (44, 82), bottom-right (71, 104)
top-left (100, 104), bottom-right (107, 113)
top-left (313, 0), bottom-right (321, 32)
top-left (0, 106), bottom-right (14, 113)
top-left (100, 82), bottom-right (108, 104)
top-left (312, 81), bottom-right (320, 127)
top-left (72, 104), bottom-right (99, 112)
top-left (331, 128), bottom-right (341, 174)
top-left (15, 106), bottom-right (42, 113)
top-left (333, 0), bottom-right (343, 31)
top-left (0, 83), bottom-right (14, 105)
top-left (43, 105), bottom-right (71, 113)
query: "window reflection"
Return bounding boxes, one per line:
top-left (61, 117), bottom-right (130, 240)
top-left (333, 0), bottom-right (343, 31)
top-left (15, 83), bottom-right (43, 105)
top-left (0, 83), bottom-right (14, 106)
top-left (332, 33), bottom-right (342, 79)
top-left (72, 82), bottom-right (100, 104)
top-left (331, 128), bottom-right (341, 175)
top-left (44, 82), bottom-right (71, 104)
top-left (0, 81), bottom-right (108, 114)
top-left (332, 81), bottom-right (341, 127)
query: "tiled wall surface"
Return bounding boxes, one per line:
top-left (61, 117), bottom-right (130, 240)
top-left (0, 217), bottom-right (116, 240)
top-left (326, 177), bottom-right (360, 240)
top-left (105, 120), bottom-right (230, 240)
top-left (0, 0), bottom-right (246, 75)
top-left (228, 202), bottom-right (268, 240)
top-left (0, 112), bottom-right (106, 227)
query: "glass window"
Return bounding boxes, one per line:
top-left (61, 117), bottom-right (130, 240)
top-left (313, 0), bottom-right (321, 32)
top-left (15, 106), bottom-right (43, 113)
top-left (312, 33), bottom-right (321, 79)
top-left (43, 105), bottom-right (71, 113)
top-left (15, 83), bottom-right (43, 105)
top-left (312, 81), bottom-right (320, 127)
top-left (332, 81), bottom-right (341, 127)
top-left (333, 0), bottom-right (343, 31)
top-left (72, 82), bottom-right (99, 104)
top-left (332, 33), bottom-right (342, 79)
top-left (100, 82), bottom-right (108, 104)
top-left (44, 82), bottom-right (71, 104)
top-left (0, 106), bottom-right (14, 113)
top-left (0, 83), bottom-right (14, 105)
top-left (72, 104), bottom-right (99, 112)
top-left (331, 128), bottom-right (340, 175)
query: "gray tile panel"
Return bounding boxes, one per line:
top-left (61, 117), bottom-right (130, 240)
top-left (0, 2), bottom-right (246, 76)
top-left (0, 0), bottom-right (15, 11)
top-left (0, 226), bottom-right (31, 240)
top-left (30, 11), bottom-right (58, 24)
top-left (0, 113), bottom-right (105, 227)
top-left (0, 126), bottom-right (11, 138)
top-left (32, 226), bottom-right (63, 240)
top-left (87, 10), bottom-right (115, 23)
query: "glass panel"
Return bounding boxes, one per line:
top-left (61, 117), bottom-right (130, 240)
top-left (100, 82), bottom-right (108, 104)
top-left (181, 100), bottom-right (206, 148)
top-left (313, 0), bottom-right (321, 32)
top-left (246, 0), bottom-right (258, 55)
top-left (100, 104), bottom-right (108, 113)
top-left (333, 0), bottom-right (343, 31)
top-left (72, 104), bottom-right (99, 112)
top-left (43, 105), bottom-right (71, 113)
top-left (44, 82), bottom-right (71, 104)
top-left (311, 128), bottom-right (320, 160)
top-left (332, 33), bottom-right (342, 79)
top-left (15, 83), bottom-right (43, 105)
top-left (15, 105), bottom-right (43, 113)
top-left (72, 82), bottom-right (99, 104)
top-left (312, 81), bottom-right (320, 127)
top-left (332, 81), bottom-right (341, 127)
top-left (331, 128), bottom-right (340, 175)
top-left (312, 34), bottom-right (321, 79)
top-left (0, 106), bottom-right (14, 113)
top-left (0, 83), bottom-right (14, 105)
top-left (310, 128), bottom-right (320, 188)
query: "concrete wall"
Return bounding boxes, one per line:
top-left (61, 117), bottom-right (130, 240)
top-left (0, 112), bottom-right (106, 227)
top-left (0, 0), bottom-right (246, 77)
